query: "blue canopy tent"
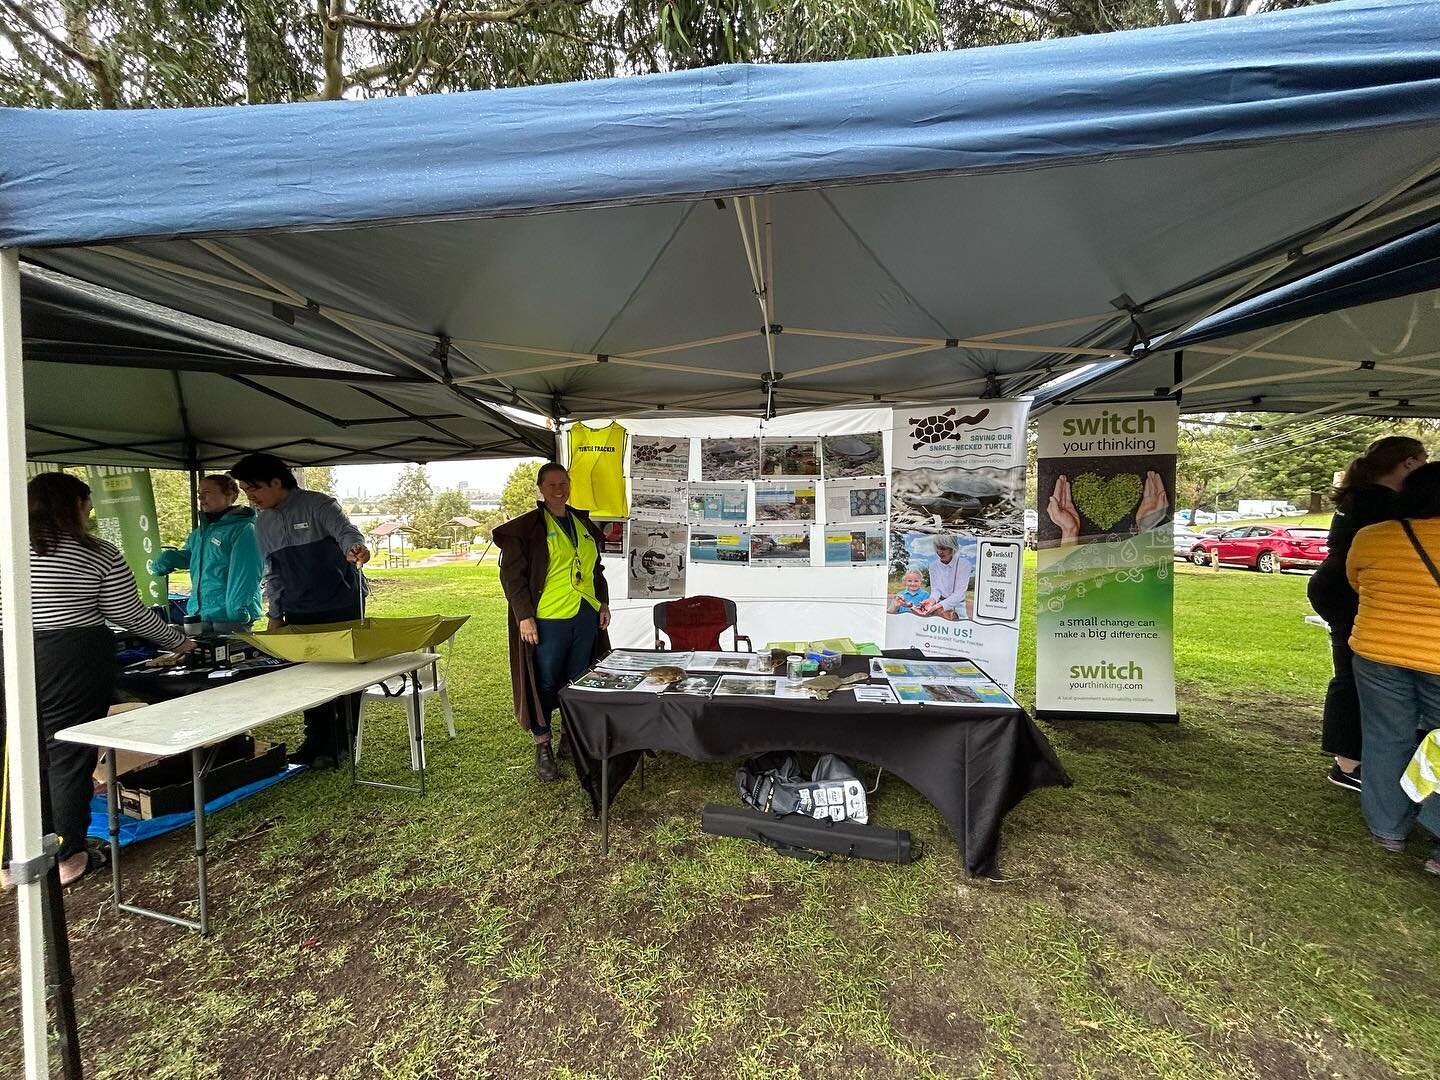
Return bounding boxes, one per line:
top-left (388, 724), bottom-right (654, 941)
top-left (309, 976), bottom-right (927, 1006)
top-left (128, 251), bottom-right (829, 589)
top-left (1035, 220), bottom-right (1440, 418)
top-left (4, 1), bottom-right (1440, 1072)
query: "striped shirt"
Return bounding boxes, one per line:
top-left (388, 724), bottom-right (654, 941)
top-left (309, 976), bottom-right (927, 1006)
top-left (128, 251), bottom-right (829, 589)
top-left (29, 534), bottom-right (184, 647)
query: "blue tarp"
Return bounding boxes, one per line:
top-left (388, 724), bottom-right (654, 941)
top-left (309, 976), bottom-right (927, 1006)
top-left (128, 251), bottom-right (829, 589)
top-left (86, 764), bottom-right (304, 848)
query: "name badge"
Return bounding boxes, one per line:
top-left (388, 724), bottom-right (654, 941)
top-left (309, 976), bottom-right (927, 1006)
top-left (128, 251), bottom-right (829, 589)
top-left (291, 522), bottom-right (311, 531)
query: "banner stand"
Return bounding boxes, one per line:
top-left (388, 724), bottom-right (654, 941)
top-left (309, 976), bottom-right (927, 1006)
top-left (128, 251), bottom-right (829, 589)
top-left (1037, 709), bottom-right (1179, 724)
top-left (1034, 401), bottom-right (1179, 722)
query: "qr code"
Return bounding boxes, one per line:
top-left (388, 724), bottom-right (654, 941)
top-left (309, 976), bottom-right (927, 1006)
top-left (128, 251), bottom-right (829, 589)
top-left (988, 587), bottom-right (1005, 605)
top-left (97, 518), bottom-right (123, 547)
top-left (991, 561), bottom-right (1008, 579)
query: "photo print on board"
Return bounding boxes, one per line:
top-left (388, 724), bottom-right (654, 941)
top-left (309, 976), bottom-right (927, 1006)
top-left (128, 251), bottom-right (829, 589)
top-left (699, 437), bottom-right (760, 481)
top-left (754, 481), bottom-right (817, 522)
top-left (759, 437), bottom-right (822, 478)
top-left (750, 524), bottom-right (812, 567)
top-left (821, 432), bottom-right (885, 477)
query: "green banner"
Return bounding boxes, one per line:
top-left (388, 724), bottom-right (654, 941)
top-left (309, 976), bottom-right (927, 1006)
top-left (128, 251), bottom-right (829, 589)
top-left (86, 466), bottom-right (166, 607)
top-left (1034, 404), bottom-right (1178, 721)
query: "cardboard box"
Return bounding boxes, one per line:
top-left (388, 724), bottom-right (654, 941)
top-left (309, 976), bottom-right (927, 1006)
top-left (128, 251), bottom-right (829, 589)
top-left (117, 735), bottom-right (286, 820)
top-left (92, 703), bottom-right (159, 786)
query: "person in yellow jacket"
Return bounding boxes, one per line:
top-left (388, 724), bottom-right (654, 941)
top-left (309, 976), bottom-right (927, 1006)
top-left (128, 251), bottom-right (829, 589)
top-left (1347, 461), bottom-right (1440, 870)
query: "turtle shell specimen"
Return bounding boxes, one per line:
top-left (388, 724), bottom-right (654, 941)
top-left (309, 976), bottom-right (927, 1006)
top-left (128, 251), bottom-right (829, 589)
top-left (799, 672), bottom-right (868, 699)
top-left (644, 666), bottom-right (687, 685)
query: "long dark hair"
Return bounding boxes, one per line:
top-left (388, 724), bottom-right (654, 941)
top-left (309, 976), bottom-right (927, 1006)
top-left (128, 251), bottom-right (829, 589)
top-left (1398, 462), bottom-right (1440, 520)
top-left (29, 472), bottom-right (101, 556)
top-left (1333, 435), bottom-right (1426, 508)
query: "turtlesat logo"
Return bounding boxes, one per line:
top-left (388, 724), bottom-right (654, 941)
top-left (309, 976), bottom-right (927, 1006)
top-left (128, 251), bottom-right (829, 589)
top-left (907, 407), bottom-right (991, 450)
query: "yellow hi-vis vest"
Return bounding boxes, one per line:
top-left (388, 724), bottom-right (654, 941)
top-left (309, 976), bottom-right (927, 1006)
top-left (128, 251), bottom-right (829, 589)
top-left (567, 422), bottom-right (628, 518)
top-left (535, 510), bottom-right (601, 620)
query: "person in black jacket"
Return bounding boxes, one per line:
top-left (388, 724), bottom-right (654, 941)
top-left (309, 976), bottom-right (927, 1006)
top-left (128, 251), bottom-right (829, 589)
top-left (1308, 435), bottom-right (1426, 791)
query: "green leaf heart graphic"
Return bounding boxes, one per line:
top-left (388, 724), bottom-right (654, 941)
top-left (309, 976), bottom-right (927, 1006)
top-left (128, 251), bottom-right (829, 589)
top-left (1072, 472), bottom-right (1142, 531)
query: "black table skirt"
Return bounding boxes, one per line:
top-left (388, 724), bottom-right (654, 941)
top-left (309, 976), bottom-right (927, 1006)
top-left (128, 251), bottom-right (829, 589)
top-left (559, 653), bottom-right (1071, 877)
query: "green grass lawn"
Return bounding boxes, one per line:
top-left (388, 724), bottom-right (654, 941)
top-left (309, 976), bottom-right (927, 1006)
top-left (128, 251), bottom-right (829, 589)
top-left (3, 560), bottom-right (1438, 1079)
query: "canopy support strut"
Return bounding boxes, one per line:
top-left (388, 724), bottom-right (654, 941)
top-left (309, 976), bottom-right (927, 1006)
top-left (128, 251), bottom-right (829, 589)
top-left (1, 248), bottom-right (52, 1080)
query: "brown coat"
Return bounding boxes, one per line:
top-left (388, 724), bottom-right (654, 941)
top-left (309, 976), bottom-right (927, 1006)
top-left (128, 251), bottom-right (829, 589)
top-left (493, 503), bottom-right (612, 731)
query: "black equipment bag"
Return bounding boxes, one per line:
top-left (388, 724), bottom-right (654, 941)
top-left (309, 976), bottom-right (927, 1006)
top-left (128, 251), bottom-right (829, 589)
top-left (700, 803), bottom-right (917, 864)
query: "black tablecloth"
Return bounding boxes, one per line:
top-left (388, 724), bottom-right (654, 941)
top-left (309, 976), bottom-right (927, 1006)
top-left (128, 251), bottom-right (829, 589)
top-left (559, 652), bottom-right (1071, 877)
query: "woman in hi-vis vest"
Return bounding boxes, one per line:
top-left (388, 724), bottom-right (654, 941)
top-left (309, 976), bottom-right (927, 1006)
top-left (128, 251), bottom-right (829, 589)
top-left (494, 463), bottom-right (612, 781)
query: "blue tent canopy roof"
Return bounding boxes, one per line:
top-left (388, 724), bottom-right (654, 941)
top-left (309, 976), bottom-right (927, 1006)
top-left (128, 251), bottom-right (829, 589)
top-left (2, 0), bottom-right (1438, 249)
top-left (5, 0), bottom-right (1440, 426)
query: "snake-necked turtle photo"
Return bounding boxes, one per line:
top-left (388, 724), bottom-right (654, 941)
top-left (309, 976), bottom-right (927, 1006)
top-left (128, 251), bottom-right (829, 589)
top-left (901, 474), bottom-right (1012, 516)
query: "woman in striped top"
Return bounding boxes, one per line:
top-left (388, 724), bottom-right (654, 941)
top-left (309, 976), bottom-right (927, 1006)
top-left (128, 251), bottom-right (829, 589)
top-left (6, 473), bottom-right (192, 887)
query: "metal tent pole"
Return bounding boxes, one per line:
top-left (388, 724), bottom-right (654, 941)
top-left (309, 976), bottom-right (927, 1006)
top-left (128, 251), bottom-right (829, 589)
top-left (1, 248), bottom-right (53, 1080)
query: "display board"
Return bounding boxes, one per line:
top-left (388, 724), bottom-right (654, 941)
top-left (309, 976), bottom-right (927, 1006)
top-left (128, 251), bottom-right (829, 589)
top-left (885, 400), bottom-right (1029, 693)
top-left (1034, 403), bottom-right (1178, 722)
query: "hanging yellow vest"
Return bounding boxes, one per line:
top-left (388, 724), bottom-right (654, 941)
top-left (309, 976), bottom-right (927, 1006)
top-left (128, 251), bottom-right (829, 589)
top-left (536, 511), bottom-right (601, 620)
top-left (567, 422), bottom-right (629, 518)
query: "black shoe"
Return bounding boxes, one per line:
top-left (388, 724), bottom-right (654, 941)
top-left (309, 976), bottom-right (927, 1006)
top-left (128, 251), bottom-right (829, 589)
top-left (535, 742), bottom-right (561, 783)
top-left (1328, 762), bottom-right (1362, 792)
top-left (288, 749), bottom-right (315, 767)
top-left (309, 754), bottom-right (338, 771)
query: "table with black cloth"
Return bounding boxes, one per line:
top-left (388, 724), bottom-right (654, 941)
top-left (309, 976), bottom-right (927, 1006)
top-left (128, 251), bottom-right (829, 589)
top-left (559, 651), bottom-right (1071, 877)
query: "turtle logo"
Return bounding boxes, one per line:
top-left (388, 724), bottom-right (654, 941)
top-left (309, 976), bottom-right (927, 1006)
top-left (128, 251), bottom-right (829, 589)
top-left (632, 442), bottom-right (677, 465)
top-left (907, 407), bottom-right (990, 450)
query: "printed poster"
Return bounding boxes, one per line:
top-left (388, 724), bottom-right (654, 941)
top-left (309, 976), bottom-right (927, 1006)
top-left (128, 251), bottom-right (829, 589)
top-left (687, 482), bottom-right (748, 524)
top-left (760, 437), bottom-right (822, 477)
top-left (886, 400), bottom-right (1030, 693)
top-left (690, 528), bottom-right (751, 565)
top-left (754, 481), bottom-right (816, 522)
top-left (595, 520), bottom-right (625, 556)
top-left (823, 524), bottom-right (888, 566)
top-left (750, 525), bottom-right (811, 567)
top-left (628, 522), bottom-right (687, 598)
top-left (1035, 403), bottom-right (1178, 721)
top-left (823, 477), bottom-right (887, 523)
top-left (700, 437), bottom-right (760, 481)
top-left (631, 478), bottom-right (689, 521)
top-left (821, 432), bottom-right (885, 477)
top-left (631, 436), bottom-right (690, 481)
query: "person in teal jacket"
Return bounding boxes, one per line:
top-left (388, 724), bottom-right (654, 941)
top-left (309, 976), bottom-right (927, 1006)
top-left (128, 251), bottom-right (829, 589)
top-left (148, 474), bottom-right (263, 634)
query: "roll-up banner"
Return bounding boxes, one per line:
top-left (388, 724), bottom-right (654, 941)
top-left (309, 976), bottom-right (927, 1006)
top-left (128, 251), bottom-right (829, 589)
top-left (1035, 403), bottom-right (1178, 722)
top-left (886, 400), bottom-right (1030, 693)
top-left (86, 465), bottom-right (166, 607)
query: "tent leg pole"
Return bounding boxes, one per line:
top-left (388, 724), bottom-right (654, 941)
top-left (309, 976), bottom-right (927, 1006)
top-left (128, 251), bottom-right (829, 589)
top-left (1, 248), bottom-right (57, 1080)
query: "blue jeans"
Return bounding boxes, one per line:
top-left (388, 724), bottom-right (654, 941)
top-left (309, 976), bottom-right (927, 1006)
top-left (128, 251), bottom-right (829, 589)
top-left (1353, 655), bottom-right (1440, 840)
top-left (531, 604), bottom-right (599, 737)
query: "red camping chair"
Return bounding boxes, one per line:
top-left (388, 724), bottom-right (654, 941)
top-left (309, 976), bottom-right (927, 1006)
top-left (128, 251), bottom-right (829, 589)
top-left (653, 595), bottom-right (752, 652)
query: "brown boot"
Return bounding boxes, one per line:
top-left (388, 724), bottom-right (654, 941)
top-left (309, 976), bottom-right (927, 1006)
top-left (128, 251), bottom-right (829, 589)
top-left (535, 741), bottom-right (561, 782)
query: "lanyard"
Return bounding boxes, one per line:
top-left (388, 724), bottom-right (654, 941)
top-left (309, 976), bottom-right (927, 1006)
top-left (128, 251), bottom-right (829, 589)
top-left (547, 511), bottom-right (586, 589)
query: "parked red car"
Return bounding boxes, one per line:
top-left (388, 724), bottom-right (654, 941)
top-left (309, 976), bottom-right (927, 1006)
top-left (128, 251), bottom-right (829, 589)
top-left (1190, 525), bottom-right (1329, 572)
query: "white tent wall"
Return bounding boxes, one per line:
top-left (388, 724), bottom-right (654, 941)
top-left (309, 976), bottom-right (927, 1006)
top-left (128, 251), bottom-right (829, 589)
top-left (564, 407), bottom-right (898, 651)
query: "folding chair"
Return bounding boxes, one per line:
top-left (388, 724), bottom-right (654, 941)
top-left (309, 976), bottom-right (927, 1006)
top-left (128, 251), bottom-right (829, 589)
top-left (355, 637), bottom-right (456, 770)
top-left (653, 595), bottom-right (752, 652)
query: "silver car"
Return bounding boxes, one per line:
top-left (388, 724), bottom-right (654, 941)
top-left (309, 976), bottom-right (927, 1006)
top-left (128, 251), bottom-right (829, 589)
top-left (1173, 526), bottom-right (1205, 558)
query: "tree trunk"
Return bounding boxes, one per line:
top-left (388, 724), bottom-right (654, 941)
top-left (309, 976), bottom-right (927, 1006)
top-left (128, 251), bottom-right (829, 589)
top-left (1309, 490), bottom-right (1324, 514)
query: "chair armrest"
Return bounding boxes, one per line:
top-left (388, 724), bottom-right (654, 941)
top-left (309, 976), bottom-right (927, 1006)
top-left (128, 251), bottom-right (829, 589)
top-left (735, 633), bottom-right (753, 652)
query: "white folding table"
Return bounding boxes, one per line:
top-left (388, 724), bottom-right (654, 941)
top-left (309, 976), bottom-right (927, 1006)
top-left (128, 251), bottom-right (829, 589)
top-left (56, 651), bottom-right (438, 935)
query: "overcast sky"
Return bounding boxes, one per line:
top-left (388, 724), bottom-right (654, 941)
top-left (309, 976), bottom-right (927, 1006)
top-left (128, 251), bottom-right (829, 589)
top-left (333, 456), bottom-right (543, 498)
